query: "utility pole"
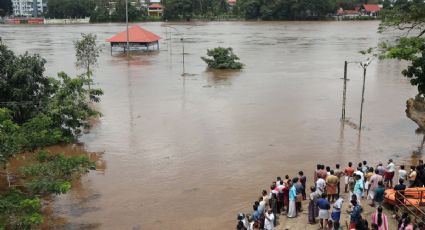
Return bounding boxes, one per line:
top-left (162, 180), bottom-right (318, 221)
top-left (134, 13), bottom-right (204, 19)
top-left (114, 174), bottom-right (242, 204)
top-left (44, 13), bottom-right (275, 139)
top-left (341, 61), bottom-right (348, 121)
top-left (359, 65), bottom-right (367, 131)
top-left (125, 0), bottom-right (129, 54)
top-left (181, 37), bottom-right (185, 75)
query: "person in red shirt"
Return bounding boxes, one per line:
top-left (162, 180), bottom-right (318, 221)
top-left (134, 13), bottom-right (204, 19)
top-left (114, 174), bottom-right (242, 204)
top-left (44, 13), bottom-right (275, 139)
top-left (344, 162), bottom-right (355, 193)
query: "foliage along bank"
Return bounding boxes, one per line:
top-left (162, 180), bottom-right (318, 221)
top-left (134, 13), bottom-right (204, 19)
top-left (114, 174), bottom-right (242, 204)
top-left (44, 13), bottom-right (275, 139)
top-left (379, 0), bottom-right (425, 96)
top-left (0, 43), bottom-right (103, 229)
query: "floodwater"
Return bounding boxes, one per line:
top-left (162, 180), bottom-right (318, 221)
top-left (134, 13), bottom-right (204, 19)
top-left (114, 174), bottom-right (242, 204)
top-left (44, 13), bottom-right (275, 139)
top-left (0, 21), bottom-right (422, 229)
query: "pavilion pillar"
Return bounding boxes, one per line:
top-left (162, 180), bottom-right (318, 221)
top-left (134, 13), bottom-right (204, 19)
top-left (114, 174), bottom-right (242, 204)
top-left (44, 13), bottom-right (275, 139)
top-left (157, 41), bottom-right (159, 50)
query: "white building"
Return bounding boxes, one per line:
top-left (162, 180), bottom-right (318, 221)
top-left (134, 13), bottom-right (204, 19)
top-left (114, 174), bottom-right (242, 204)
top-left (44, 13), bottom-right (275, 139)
top-left (12, 0), bottom-right (45, 17)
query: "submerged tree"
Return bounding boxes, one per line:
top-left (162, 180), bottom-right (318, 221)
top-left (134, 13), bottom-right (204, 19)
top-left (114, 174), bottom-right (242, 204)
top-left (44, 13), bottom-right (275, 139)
top-left (201, 47), bottom-right (243, 69)
top-left (74, 33), bottom-right (101, 90)
top-left (0, 44), bottom-right (102, 229)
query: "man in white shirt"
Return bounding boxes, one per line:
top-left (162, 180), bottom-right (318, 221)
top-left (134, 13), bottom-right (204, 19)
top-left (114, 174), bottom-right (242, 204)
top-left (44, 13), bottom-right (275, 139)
top-left (316, 176), bottom-right (326, 194)
top-left (264, 208), bottom-right (275, 230)
top-left (399, 165), bottom-right (407, 181)
top-left (385, 159), bottom-right (396, 188)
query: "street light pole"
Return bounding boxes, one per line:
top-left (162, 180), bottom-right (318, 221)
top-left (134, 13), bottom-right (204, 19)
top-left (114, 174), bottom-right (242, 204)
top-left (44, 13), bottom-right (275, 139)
top-left (181, 37), bottom-right (185, 75)
top-left (359, 65), bottom-right (367, 131)
top-left (162, 25), bottom-right (184, 75)
top-left (125, 0), bottom-right (129, 57)
top-left (161, 24), bottom-right (199, 76)
top-left (341, 61), bottom-right (348, 121)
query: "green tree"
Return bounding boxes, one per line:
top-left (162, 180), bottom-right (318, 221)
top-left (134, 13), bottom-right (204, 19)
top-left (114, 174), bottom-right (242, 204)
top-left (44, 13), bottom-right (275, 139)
top-left (46, 72), bottom-right (103, 137)
top-left (22, 150), bottom-right (95, 195)
top-left (163, 0), bottom-right (194, 20)
top-left (111, 0), bottom-right (145, 22)
top-left (237, 0), bottom-right (262, 19)
top-left (0, 45), bottom-right (102, 229)
top-left (0, 45), bottom-right (55, 124)
top-left (74, 33), bottom-right (101, 90)
top-left (0, 0), bottom-right (13, 16)
top-left (0, 190), bottom-right (43, 230)
top-left (46, 0), bottom-right (95, 18)
top-left (21, 114), bottom-right (64, 151)
top-left (201, 47), bottom-right (243, 69)
top-left (380, 0), bottom-right (425, 95)
top-left (0, 109), bottom-right (23, 187)
top-left (91, 0), bottom-right (111, 22)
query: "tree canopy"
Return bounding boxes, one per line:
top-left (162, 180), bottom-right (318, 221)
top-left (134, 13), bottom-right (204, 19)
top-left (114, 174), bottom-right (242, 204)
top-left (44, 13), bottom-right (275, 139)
top-left (380, 0), bottom-right (425, 95)
top-left (0, 0), bottom-right (13, 16)
top-left (0, 45), bottom-right (55, 124)
top-left (236, 0), bottom-right (384, 20)
top-left (46, 0), bottom-right (95, 18)
top-left (201, 47), bottom-right (243, 69)
top-left (0, 44), bottom-right (102, 229)
top-left (74, 33), bottom-right (101, 90)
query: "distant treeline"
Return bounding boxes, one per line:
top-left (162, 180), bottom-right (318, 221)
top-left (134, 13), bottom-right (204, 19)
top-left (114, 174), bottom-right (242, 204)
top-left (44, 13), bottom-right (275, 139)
top-left (0, 0), bottom-right (387, 21)
top-left (46, 0), bottom-right (147, 22)
top-left (163, 0), bottom-right (385, 20)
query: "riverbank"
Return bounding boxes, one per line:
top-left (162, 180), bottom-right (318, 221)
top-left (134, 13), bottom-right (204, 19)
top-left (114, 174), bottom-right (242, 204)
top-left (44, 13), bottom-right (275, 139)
top-left (1, 21), bottom-right (419, 229)
top-left (237, 158), bottom-right (425, 229)
top-left (275, 193), bottom-right (398, 229)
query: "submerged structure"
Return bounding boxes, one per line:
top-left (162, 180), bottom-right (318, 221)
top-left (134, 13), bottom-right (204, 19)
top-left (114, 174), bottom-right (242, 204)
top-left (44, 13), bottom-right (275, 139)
top-left (106, 25), bottom-right (161, 53)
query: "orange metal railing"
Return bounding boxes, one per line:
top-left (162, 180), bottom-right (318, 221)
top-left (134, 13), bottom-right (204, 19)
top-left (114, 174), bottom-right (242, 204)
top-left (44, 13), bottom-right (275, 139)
top-left (394, 190), bottom-right (425, 224)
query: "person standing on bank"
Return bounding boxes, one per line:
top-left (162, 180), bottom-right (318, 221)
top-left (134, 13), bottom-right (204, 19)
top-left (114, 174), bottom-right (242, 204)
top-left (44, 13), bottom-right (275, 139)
top-left (353, 174), bottom-right (364, 205)
top-left (308, 186), bottom-right (320, 224)
top-left (264, 208), bottom-right (275, 230)
top-left (317, 193), bottom-right (331, 230)
top-left (326, 170), bottom-right (339, 202)
top-left (344, 162), bottom-right (355, 193)
top-left (293, 177), bottom-right (303, 212)
top-left (334, 164), bottom-right (344, 198)
top-left (287, 179), bottom-right (297, 218)
top-left (384, 159), bottom-right (395, 188)
top-left (299, 171), bottom-right (307, 200)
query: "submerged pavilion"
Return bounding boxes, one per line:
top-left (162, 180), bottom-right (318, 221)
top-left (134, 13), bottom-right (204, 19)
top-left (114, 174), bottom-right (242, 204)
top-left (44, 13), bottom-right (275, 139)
top-left (106, 25), bottom-right (161, 53)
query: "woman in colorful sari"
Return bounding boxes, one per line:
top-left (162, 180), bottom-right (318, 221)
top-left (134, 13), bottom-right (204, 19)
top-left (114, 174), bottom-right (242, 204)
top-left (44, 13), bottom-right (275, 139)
top-left (282, 180), bottom-right (290, 214)
top-left (308, 186), bottom-right (319, 224)
top-left (371, 206), bottom-right (388, 230)
top-left (287, 178), bottom-right (297, 218)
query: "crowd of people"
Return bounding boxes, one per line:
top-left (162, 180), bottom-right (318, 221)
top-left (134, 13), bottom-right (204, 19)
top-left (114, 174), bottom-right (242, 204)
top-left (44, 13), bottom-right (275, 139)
top-left (236, 159), bottom-right (425, 230)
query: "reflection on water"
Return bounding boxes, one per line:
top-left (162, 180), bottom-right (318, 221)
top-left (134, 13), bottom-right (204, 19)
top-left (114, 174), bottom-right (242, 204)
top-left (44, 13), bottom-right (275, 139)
top-left (0, 21), bottom-right (423, 229)
top-left (205, 69), bottom-right (241, 87)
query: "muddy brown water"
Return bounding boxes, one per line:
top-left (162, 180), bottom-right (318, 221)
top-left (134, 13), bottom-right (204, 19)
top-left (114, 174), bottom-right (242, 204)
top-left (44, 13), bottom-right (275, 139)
top-left (0, 21), bottom-right (423, 229)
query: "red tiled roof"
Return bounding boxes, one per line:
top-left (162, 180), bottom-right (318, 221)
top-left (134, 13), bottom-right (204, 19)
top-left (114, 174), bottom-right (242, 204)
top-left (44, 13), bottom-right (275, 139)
top-left (344, 10), bottom-right (359, 14)
top-left (363, 4), bottom-right (381, 12)
top-left (148, 3), bottom-right (162, 9)
top-left (228, 0), bottom-right (237, 4)
top-left (106, 25), bottom-right (161, 43)
top-left (336, 8), bottom-right (359, 15)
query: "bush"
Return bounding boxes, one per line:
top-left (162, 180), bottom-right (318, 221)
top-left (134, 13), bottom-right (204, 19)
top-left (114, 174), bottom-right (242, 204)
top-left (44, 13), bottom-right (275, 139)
top-left (0, 189), bottom-right (43, 229)
top-left (201, 47), bottom-right (243, 69)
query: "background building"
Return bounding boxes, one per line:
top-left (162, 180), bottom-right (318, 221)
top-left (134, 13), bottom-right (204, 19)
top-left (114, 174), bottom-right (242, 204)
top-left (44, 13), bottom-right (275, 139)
top-left (12, 0), bottom-right (45, 17)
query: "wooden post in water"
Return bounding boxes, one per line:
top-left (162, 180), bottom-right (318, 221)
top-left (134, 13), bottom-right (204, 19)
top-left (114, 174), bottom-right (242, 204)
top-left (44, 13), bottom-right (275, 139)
top-left (359, 66), bottom-right (367, 131)
top-left (341, 61), bottom-right (348, 121)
